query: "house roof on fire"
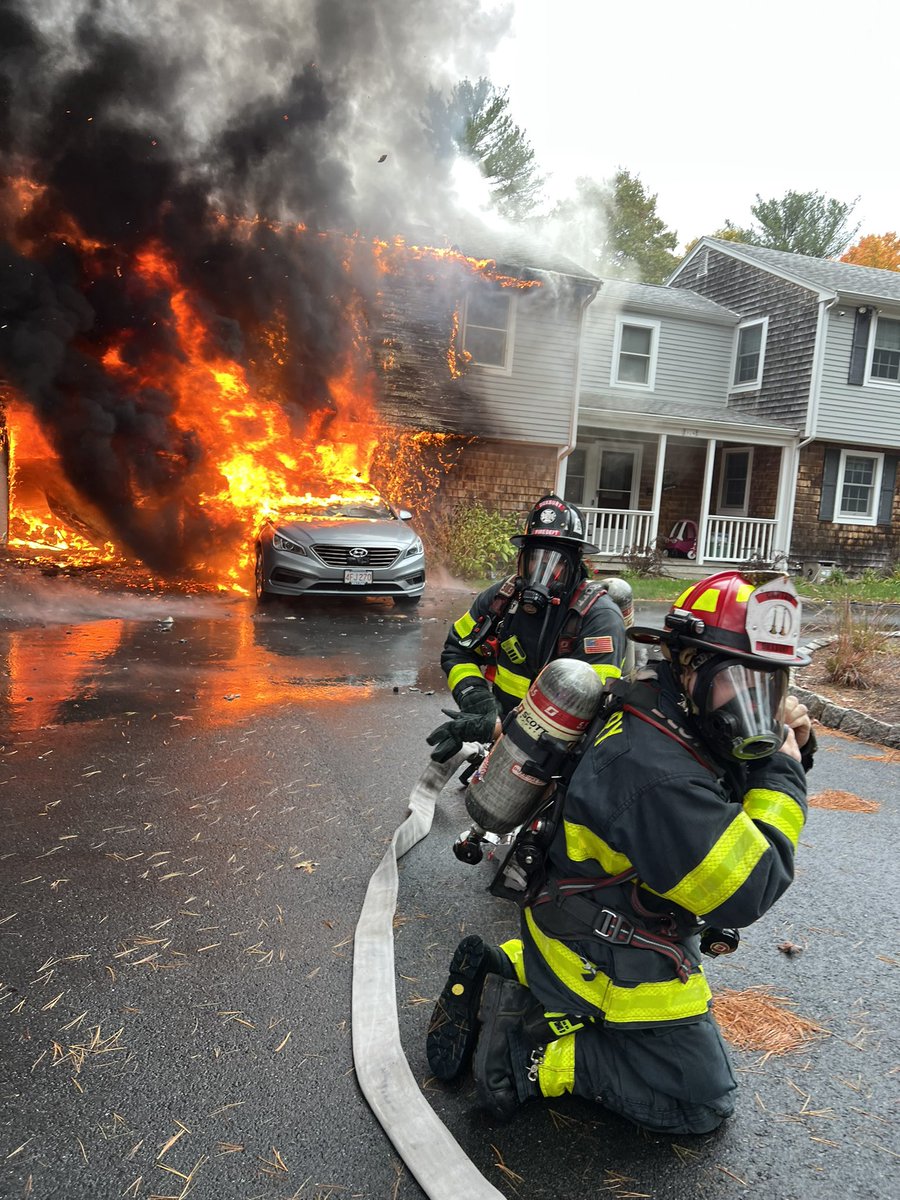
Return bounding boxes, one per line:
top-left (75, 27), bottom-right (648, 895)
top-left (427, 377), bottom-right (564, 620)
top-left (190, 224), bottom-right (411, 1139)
top-left (412, 220), bottom-right (600, 285)
top-left (685, 237), bottom-right (900, 305)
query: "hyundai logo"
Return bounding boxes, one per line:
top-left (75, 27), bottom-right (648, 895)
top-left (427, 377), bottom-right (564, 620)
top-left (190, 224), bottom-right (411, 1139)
top-left (348, 547), bottom-right (369, 559)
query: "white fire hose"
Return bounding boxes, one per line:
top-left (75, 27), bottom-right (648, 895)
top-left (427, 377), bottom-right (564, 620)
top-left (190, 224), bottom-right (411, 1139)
top-left (352, 746), bottom-right (509, 1200)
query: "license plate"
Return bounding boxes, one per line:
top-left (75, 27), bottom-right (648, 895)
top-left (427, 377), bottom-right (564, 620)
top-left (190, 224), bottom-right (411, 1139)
top-left (344, 570), bottom-right (373, 585)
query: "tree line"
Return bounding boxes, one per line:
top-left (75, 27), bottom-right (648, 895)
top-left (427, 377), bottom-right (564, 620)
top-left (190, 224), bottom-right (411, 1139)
top-left (428, 77), bottom-right (899, 283)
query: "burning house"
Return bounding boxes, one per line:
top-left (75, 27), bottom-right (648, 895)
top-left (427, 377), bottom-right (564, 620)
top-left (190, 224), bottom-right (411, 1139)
top-left (1, 0), bottom-right (595, 591)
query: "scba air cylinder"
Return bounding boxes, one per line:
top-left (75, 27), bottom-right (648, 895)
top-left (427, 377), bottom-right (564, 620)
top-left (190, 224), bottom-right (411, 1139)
top-left (465, 658), bottom-right (605, 835)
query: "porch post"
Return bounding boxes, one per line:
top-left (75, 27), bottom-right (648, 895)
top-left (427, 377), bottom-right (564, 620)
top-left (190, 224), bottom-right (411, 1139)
top-left (697, 438), bottom-right (716, 566)
top-left (774, 442), bottom-right (799, 565)
top-left (650, 433), bottom-right (667, 547)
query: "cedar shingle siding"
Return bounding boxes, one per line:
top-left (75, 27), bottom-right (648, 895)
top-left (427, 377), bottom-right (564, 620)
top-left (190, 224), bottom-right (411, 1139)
top-left (672, 250), bottom-right (815, 429)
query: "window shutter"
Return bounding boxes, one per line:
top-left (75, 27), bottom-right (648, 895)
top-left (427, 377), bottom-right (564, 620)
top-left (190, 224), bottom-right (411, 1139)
top-left (819, 447), bottom-right (840, 521)
top-left (877, 455), bottom-right (897, 525)
top-left (847, 307), bottom-right (872, 385)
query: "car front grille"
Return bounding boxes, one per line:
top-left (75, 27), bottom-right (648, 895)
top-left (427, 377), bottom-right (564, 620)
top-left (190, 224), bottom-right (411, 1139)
top-left (312, 544), bottom-right (400, 568)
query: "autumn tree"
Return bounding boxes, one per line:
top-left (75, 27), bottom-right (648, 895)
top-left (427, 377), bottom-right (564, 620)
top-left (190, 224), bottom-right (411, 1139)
top-left (721, 190), bottom-right (859, 258)
top-left (549, 170), bottom-right (680, 284)
top-left (841, 232), bottom-right (900, 271)
top-left (426, 77), bottom-right (544, 219)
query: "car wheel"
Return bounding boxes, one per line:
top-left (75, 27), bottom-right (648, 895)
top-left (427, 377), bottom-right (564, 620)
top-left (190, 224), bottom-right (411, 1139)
top-left (393, 594), bottom-right (422, 607)
top-left (255, 547), bottom-right (274, 604)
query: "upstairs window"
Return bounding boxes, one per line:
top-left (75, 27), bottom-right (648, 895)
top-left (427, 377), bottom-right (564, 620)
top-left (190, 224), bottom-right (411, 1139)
top-left (462, 289), bottom-right (514, 371)
top-left (836, 450), bottom-right (883, 524)
top-left (868, 315), bottom-right (900, 382)
top-left (731, 317), bottom-right (768, 390)
top-left (612, 317), bottom-right (659, 388)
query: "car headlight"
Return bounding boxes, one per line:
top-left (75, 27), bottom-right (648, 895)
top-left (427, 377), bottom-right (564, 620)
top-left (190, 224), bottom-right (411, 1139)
top-left (273, 533), bottom-right (308, 555)
top-left (404, 536), bottom-right (424, 558)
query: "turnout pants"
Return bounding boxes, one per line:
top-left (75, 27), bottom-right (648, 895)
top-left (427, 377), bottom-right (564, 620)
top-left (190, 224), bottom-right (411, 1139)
top-left (500, 939), bottom-right (737, 1135)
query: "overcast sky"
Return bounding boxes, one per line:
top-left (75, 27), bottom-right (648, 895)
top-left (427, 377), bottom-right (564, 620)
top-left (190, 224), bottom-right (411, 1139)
top-left (486, 0), bottom-right (898, 252)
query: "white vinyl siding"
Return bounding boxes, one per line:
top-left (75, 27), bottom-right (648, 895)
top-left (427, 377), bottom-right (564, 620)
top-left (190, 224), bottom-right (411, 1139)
top-left (835, 450), bottom-right (884, 525)
top-left (581, 302), bottom-right (735, 403)
top-left (815, 307), bottom-right (900, 446)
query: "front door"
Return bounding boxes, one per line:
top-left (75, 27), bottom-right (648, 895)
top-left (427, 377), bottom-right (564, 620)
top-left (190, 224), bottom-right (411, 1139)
top-left (596, 446), bottom-right (640, 509)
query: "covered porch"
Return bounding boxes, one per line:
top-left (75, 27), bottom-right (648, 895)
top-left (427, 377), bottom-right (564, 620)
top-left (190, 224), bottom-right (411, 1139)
top-left (561, 413), bottom-right (800, 569)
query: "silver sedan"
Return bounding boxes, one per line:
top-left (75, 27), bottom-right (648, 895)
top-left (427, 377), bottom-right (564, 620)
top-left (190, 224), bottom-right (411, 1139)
top-left (254, 497), bottom-right (425, 606)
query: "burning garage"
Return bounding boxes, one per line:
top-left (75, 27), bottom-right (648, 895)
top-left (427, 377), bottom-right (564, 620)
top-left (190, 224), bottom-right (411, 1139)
top-left (0, 0), bottom-right (597, 594)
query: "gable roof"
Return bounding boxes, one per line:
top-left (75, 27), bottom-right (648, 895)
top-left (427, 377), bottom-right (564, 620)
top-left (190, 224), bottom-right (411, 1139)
top-left (593, 278), bottom-right (738, 324)
top-left (681, 238), bottom-right (900, 304)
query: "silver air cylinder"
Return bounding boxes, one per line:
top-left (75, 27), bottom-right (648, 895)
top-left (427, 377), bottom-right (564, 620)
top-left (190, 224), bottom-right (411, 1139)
top-left (596, 575), bottom-right (635, 675)
top-left (465, 658), bottom-right (605, 835)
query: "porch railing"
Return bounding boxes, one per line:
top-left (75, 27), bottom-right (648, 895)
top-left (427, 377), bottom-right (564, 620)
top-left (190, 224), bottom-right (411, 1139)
top-left (582, 508), bottom-right (654, 556)
top-left (704, 516), bottom-right (777, 562)
top-left (581, 508), bottom-right (778, 564)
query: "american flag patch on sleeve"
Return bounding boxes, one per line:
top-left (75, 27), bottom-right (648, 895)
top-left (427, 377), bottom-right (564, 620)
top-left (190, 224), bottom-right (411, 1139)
top-left (583, 636), bottom-right (614, 654)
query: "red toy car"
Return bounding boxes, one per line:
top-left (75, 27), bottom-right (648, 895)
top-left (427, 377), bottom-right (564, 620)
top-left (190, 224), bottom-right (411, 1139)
top-left (662, 519), bottom-right (698, 559)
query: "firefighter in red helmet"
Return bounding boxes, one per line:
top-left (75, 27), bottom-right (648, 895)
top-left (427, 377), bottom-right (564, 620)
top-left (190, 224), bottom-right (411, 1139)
top-left (427, 570), bottom-right (815, 1134)
top-left (426, 495), bottom-right (630, 764)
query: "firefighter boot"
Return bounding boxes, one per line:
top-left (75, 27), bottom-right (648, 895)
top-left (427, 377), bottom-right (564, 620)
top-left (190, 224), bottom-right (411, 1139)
top-left (473, 975), bottom-right (554, 1122)
top-left (427, 935), bottom-right (514, 1082)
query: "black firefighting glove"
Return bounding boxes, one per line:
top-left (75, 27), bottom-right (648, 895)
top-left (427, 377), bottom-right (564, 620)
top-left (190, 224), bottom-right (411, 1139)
top-left (454, 682), bottom-right (502, 721)
top-left (426, 703), bottom-right (500, 763)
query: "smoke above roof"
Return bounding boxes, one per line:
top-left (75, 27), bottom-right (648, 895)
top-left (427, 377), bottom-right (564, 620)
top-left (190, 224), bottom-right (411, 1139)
top-left (0, 0), bottom-right (510, 571)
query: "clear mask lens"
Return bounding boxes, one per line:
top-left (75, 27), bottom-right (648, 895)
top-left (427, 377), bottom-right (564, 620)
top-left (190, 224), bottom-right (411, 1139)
top-left (520, 546), bottom-right (571, 592)
top-left (698, 660), bottom-right (788, 760)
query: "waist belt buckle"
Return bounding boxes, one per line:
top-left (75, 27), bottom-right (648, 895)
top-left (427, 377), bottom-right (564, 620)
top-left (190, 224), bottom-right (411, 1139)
top-left (594, 908), bottom-right (635, 945)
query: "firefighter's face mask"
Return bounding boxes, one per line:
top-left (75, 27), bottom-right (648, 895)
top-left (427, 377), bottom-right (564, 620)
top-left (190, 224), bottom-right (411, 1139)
top-left (686, 654), bottom-right (788, 761)
top-left (517, 545), bottom-right (573, 615)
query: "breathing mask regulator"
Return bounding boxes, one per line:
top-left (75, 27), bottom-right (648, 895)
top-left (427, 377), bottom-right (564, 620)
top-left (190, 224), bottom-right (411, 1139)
top-left (629, 570), bottom-right (811, 764)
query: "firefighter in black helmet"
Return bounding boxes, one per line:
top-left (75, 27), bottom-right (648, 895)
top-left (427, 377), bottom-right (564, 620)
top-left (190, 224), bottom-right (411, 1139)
top-left (426, 495), bottom-right (630, 764)
top-left (427, 570), bottom-right (815, 1133)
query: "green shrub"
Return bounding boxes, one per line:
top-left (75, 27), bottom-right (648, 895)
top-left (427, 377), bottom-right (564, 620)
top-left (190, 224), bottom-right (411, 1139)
top-left (429, 501), bottom-right (521, 579)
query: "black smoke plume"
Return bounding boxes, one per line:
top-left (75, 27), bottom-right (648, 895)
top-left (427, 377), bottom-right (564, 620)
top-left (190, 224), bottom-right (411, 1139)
top-left (0, 0), bottom-right (508, 571)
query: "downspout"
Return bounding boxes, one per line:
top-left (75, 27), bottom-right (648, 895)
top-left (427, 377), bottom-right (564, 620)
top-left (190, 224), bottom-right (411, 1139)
top-left (556, 283), bottom-right (598, 496)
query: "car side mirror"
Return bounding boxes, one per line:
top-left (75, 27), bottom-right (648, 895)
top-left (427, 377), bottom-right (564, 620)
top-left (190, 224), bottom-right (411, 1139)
top-left (397, 509), bottom-right (412, 520)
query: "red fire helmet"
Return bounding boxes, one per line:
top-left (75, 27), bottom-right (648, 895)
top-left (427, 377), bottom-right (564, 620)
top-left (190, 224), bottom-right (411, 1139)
top-left (630, 570), bottom-right (811, 667)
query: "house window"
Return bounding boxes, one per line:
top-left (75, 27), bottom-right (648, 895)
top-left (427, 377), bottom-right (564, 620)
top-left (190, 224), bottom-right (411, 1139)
top-left (563, 448), bottom-right (587, 505)
top-left (868, 315), bottom-right (900, 382)
top-left (612, 318), bottom-right (659, 388)
top-left (836, 450), bottom-right (884, 525)
top-left (731, 317), bottom-right (768, 389)
top-left (462, 289), bottom-right (514, 370)
top-left (717, 447), bottom-right (753, 515)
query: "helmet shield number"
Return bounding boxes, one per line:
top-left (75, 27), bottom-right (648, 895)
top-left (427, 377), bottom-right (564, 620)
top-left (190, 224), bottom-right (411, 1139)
top-left (745, 576), bottom-right (802, 660)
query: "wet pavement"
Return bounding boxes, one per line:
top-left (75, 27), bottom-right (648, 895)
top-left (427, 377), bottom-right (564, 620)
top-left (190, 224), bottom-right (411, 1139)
top-left (0, 580), bottom-right (897, 1199)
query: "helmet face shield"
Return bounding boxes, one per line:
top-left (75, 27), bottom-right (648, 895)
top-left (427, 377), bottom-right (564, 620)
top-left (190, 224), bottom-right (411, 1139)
top-left (693, 658), bottom-right (788, 761)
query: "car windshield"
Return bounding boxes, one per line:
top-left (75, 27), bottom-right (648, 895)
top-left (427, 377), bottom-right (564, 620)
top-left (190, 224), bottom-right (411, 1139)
top-left (293, 497), bottom-right (395, 521)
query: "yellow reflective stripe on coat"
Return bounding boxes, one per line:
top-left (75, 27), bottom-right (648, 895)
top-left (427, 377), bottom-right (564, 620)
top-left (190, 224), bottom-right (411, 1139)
top-left (744, 788), bottom-right (805, 850)
top-left (591, 662), bottom-right (622, 683)
top-left (447, 663), bottom-right (485, 692)
top-left (494, 663), bottom-right (530, 700)
top-left (524, 909), bottom-right (711, 1022)
top-left (563, 821), bottom-right (633, 875)
top-left (452, 611), bottom-right (476, 639)
top-left (659, 812), bottom-right (769, 916)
